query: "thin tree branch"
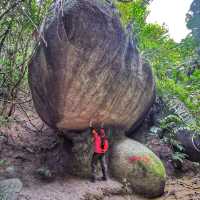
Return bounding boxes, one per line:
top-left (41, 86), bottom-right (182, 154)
top-left (21, 8), bottom-right (47, 47)
top-left (0, 21), bottom-right (12, 54)
top-left (17, 103), bottom-right (44, 133)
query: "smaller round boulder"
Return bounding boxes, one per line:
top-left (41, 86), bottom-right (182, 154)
top-left (110, 138), bottom-right (166, 198)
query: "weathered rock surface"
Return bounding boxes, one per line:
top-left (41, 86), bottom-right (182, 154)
top-left (66, 130), bottom-right (93, 177)
top-left (110, 138), bottom-right (166, 198)
top-left (176, 128), bottom-right (200, 162)
top-left (0, 178), bottom-right (23, 200)
top-left (29, 0), bottom-right (155, 131)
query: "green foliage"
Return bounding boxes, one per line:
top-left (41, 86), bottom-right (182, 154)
top-left (0, 115), bottom-right (12, 126)
top-left (0, 159), bottom-right (8, 167)
top-left (160, 114), bottom-right (182, 127)
top-left (171, 151), bottom-right (187, 164)
top-left (0, 0), bottom-right (53, 117)
top-left (159, 114), bottom-right (187, 163)
top-left (160, 115), bottom-right (181, 143)
top-left (116, 0), bottom-right (148, 27)
top-left (117, 0), bottom-right (200, 130)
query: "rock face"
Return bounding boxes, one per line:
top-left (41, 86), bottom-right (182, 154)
top-left (110, 138), bottom-right (166, 198)
top-left (176, 128), bottom-right (200, 162)
top-left (66, 130), bottom-right (94, 177)
top-left (29, 0), bottom-right (155, 131)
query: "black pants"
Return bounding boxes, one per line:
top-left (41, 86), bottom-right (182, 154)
top-left (91, 152), bottom-right (108, 180)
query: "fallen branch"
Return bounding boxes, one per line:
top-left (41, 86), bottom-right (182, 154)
top-left (0, 98), bottom-right (32, 105)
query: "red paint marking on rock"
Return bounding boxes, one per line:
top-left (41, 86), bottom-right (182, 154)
top-left (128, 155), bottom-right (151, 164)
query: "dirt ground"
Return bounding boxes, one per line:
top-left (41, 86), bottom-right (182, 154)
top-left (1, 102), bottom-right (200, 200)
top-left (17, 175), bottom-right (200, 200)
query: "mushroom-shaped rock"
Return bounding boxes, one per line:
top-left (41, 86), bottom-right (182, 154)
top-left (29, 0), bottom-right (155, 131)
top-left (110, 138), bottom-right (166, 198)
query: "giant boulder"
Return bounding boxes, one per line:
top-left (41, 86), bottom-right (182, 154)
top-left (29, 0), bottom-right (155, 131)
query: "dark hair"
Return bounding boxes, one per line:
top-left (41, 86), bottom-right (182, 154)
top-left (94, 127), bottom-right (101, 134)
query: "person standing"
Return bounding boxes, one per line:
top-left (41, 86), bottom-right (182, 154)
top-left (89, 121), bottom-right (109, 182)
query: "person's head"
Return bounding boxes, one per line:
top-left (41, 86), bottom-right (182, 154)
top-left (100, 128), bottom-right (105, 137)
top-left (94, 126), bottom-right (101, 133)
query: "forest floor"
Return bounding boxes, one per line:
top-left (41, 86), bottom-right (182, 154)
top-left (0, 100), bottom-right (200, 200)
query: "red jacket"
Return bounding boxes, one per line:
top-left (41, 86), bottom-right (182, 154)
top-left (92, 128), bottom-right (108, 154)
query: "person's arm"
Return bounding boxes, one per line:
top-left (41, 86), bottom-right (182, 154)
top-left (104, 139), bottom-right (109, 152)
top-left (89, 120), bottom-right (98, 139)
top-left (89, 120), bottom-right (93, 132)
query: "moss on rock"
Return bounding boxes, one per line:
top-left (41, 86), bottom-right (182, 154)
top-left (110, 138), bottom-right (166, 198)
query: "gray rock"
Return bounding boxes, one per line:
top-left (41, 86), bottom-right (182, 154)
top-left (5, 166), bottom-right (17, 178)
top-left (67, 131), bottom-right (93, 177)
top-left (29, 0), bottom-right (155, 132)
top-left (35, 167), bottom-right (54, 180)
top-left (0, 179), bottom-right (23, 200)
top-left (176, 128), bottom-right (200, 162)
top-left (110, 138), bottom-right (166, 198)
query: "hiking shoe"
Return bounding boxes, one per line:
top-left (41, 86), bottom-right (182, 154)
top-left (90, 177), bottom-right (96, 183)
top-left (101, 176), bottom-right (107, 181)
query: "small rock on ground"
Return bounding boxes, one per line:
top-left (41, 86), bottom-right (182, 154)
top-left (0, 178), bottom-right (23, 200)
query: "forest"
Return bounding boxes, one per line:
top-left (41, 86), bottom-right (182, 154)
top-left (0, 0), bottom-right (200, 200)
